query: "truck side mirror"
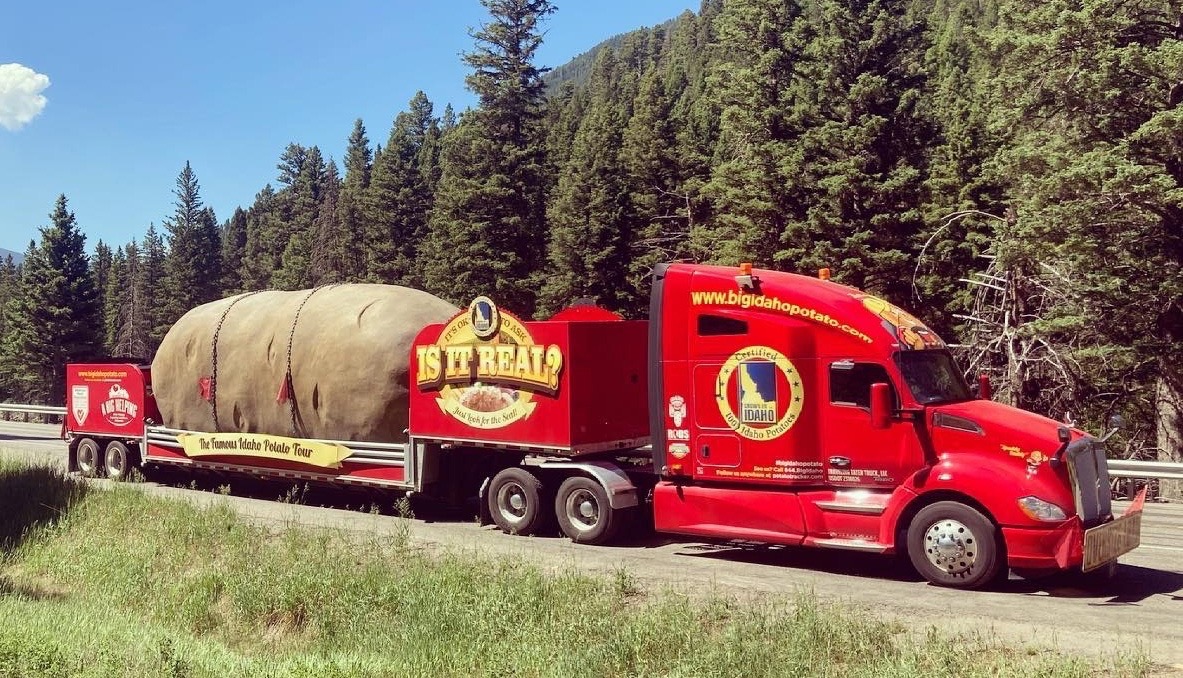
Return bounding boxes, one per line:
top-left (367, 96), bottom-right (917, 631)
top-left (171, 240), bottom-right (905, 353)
top-left (870, 383), bottom-right (892, 429)
top-left (977, 373), bottom-right (992, 400)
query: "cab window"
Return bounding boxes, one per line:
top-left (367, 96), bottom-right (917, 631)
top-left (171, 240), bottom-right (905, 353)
top-left (697, 314), bottom-right (748, 336)
top-left (830, 362), bottom-right (896, 408)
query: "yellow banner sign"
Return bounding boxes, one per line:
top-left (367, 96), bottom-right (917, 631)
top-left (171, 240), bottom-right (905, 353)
top-left (177, 432), bottom-right (352, 470)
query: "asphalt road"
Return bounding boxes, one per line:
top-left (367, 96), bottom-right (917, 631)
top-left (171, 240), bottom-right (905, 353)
top-left (2, 421), bottom-right (1181, 672)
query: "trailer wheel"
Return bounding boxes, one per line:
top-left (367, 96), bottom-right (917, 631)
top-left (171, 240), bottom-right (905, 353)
top-left (488, 468), bottom-right (547, 536)
top-left (103, 441), bottom-right (134, 482)
top-left (555, 476), bottom-right (621, 545)
top-left (76, 438), bottom-right (101, 478)
top-left (907, 501), bottom-right (1003, 589)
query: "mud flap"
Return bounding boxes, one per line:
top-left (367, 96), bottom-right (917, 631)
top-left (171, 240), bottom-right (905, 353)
top-left (477, 476), bottom-right (492, 526)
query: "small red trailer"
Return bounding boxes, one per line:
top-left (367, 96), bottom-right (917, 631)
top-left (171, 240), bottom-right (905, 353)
top-left (63, 262), bottom-right (1145, 588)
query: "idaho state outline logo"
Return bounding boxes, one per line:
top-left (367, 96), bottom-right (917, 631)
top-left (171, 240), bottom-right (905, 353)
top-left (714, 345), bottom-right (804, 441)
top-left (415, 297), bottom-right (564, 430)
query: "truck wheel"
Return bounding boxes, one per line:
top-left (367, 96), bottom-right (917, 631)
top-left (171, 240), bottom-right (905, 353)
top-left (488, 468), bottom-right (546, 536)
top-left (76, 438), bottom-right (101, 478)
top-left (907, 501), bottom-right (1003, 589)
top-left (103, 441), bottom-right (134, 482)
top-left (555, 476), bottom-right (621, 545)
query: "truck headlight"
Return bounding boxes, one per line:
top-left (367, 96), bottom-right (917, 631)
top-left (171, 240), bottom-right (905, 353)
top-left (1018, 496), bottom-right (1067, 522)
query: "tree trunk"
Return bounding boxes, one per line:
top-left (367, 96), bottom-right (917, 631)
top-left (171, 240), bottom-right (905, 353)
top-left (1156, 364), bottom-right (1183, 500)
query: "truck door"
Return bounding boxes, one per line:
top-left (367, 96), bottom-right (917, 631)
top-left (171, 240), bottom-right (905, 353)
top-left (689, 313), bottom-right (747, 470)
top-left (686, 310), bottom-right (819, 485)
top-left (823, 360), bottom-right (921, 487)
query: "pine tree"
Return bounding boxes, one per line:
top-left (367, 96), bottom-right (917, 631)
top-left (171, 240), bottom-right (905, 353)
top-left (309, 161), bottom-right (345, 284)
top-left (92, 240), bottom-right (113, 310)
top-left (141, 223), bottom-right (168, 349)
top-left (366, 92), bottom-right (437, 286)
top-left (698, 0), bottom-right (809, 266)
top-left (0, 254), bottom-right (19, 398)
top-left (540, 49), bottom-right (632, 315)
top-left (161, 162), bottom-right (223, 330)
top-left (622, 66), bottom-right (687, 314)
top-left (335, 119), bottom-right (372, 282)
top-left (102, 245), bottom-right (127, 354)
top-left (274, 145), bottom-right (330, 289)
top-left (423, 0), bottom-right (557, 315)
top-left (777, 0), bottom-right (935, 303)
top-left (912, 0), bottom-right (1004, 336)
top-left (221, 208), bottom-right (248, 293)
top-left (979, 0), bottom-right (1183, 493)
top-left (113, 241), bottom-right (154, 358)
top-left (241, 185), bottom-right (281, 290)
top-left (0, 195), bottom-right (101, 403)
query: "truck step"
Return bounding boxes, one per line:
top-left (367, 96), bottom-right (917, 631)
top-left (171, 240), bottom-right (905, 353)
top-left (806, 537), bottom-right (890, 553)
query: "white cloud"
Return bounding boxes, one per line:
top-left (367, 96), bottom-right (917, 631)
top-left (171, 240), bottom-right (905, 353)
top-left (0, 63), bottom-right (50, 131)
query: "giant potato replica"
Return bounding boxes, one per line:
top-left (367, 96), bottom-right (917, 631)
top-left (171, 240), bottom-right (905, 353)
top-left (151, 284), bottom-right (458, 442)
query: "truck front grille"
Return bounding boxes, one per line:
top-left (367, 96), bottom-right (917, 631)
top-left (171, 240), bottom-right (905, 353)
top-left (1065, 438), bottom-right (1112, 526)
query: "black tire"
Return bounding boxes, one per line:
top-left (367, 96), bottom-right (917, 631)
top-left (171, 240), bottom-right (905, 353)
top-left (103, 440), bottom-right (134, 482)
top-left (487, 467), bottom-right (547, 536)
top-left (76, 437), bottom-right (101, 478)
top-left (554, 476), bottom-right (623, 545)
top-left (907, 501), bottom-right (1003, 589)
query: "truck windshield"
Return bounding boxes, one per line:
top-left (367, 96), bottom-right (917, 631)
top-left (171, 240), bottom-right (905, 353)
top-left (894, 351), bottom-right (972, 405)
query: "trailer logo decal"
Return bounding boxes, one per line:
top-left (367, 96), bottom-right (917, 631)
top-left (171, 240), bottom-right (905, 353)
top-left (715, 346), bottom-right (804, 441)
top-left (71, 385), bottom-right (89, 425)
top-left (668, 395), bottom-right (687, 426)
top-left (468, 296), bottom-right (501, 340)
top-left (100, 383), bottom-right (137, 427)
top-left (857, 295), bottom-right (945, 350)
top-left (415, 298), bottom-right (564, 429)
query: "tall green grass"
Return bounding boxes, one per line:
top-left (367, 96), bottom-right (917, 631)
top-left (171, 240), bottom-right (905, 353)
top-left (0, 461), bottom-right (86, 550)
top-left (0, 463), bottom-right (1148, 677)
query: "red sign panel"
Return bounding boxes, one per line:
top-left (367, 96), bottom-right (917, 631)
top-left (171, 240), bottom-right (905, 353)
top-left (66, 363), bottom-right (153, 438)
top-left (409, 299), bottom-right (649, 455)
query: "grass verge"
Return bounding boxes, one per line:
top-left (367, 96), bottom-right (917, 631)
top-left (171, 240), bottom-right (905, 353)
top-left (0, 462), bottom-right (1149, 677)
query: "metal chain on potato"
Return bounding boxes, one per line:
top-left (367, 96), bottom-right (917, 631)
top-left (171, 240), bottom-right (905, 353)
top-left (285, 284), bottom-right (340, 435)
top-left (210, 291), bottom-right (263, 432)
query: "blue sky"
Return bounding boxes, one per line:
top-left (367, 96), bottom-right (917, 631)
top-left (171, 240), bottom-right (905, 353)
top-left (0, 0), bottom-right (697, 255)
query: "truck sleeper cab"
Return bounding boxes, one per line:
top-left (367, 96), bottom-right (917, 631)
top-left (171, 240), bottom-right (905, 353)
top-left (647, 262), bottom-right (1142, 588)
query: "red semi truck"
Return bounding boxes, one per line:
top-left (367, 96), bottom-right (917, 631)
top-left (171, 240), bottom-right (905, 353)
top-left (63, 262), bottom-right (1145, 588)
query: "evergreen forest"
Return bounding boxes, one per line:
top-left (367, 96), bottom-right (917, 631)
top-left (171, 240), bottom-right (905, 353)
top-left (1, 0), bottom-right (1180, 477)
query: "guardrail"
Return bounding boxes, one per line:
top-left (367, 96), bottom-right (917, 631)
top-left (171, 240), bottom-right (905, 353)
top-left (1107, 459), bottom-right (1183, 481)
top-left (0, 403), bottom-right (1180, 481)
top-left (0, 404), bottom-right (67, 416)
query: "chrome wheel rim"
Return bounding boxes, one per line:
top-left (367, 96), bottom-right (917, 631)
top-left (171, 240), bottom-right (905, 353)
top-left (78, 442), bottom-right (98, 474)
top-left (924, 518), bottom-right (978, 575)
top-left (106, 448), bottom-right (125, 478)
top-left (564, 488), bottom-right (600, 532)
top-left (496, 482), bottom-right (528, 526)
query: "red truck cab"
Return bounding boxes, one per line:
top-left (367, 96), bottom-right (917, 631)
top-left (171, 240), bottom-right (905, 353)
top-left (648, 263), bottom-right (1142, 587)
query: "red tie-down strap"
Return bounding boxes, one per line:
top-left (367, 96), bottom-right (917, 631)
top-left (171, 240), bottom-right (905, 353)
top-left (276, 374), bottom-right (291, 404)
top-left (198, 376), bottom-right (213, 402)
